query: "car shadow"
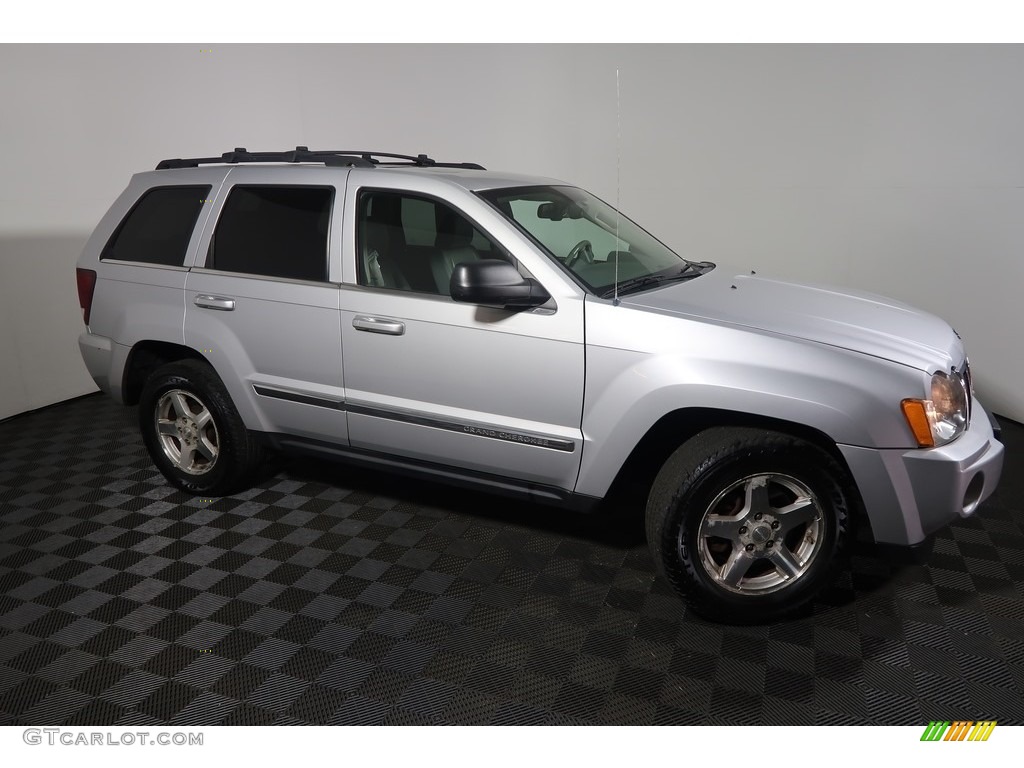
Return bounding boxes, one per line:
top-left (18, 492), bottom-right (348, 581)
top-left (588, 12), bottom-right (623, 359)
top-left (268, 450), bottom-right (910, 627)
top-left (271, 452), bottom-right (650, 551)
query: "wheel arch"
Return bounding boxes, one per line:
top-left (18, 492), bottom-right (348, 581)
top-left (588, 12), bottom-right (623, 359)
top-left (601, 407), bottom-right (864, 524)
top-left (122, 340), bottom-right (208, 406)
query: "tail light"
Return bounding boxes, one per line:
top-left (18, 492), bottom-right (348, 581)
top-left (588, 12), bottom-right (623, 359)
top-left (76, 268), bottom-right (97, 326)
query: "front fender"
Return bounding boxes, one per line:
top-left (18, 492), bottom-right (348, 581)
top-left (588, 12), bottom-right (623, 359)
top-left (575, 300), bottom-right (925, 498)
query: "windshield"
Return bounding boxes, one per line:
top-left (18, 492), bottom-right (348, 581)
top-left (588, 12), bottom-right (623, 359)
top-left (479, 185), bottom-right (704, 296)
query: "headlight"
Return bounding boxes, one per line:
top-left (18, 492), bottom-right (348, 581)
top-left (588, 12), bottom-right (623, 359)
top-left (901, 370), bottom-right (968, 447)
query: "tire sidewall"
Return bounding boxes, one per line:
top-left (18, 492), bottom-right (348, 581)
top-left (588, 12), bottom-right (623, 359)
top-left (139, 364), bottom-right (241, 494)
top-left (663, 440), bottom-right (848, 619)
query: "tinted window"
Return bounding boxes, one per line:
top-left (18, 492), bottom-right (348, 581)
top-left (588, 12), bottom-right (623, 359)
top-left (102, 186), bottom-right (210, 266)
top-left (357, 190), bottom-right (507, 295)
top-left (209, 186), bottom-right (332, 281)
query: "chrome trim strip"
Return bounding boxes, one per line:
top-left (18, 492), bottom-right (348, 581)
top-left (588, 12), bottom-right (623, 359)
top-left (97, 259), bottom-right (190, 271)
top-left (346, 403), bottom-right (576, 453)
top-left (190, 267), bottom-right (336, 288)
top-left (253, 385), bottom-right (343, 410)
top-left (252, 386), bottom-right (576, 451)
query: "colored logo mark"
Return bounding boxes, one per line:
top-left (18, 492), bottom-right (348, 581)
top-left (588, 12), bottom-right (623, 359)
top-left (920, 721), bottom-right (996, 742)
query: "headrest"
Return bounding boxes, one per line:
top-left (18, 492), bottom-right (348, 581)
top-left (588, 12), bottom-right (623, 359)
top-left (436, 209), bottom-right (474, 249)
top-left (361, 219), bottom-right (391, 251)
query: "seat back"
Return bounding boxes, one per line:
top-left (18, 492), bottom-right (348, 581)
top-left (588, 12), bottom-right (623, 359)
top-left (432, 209), bottom-right (480, 294)
top-left (360, 195), bottom-right (410, 290)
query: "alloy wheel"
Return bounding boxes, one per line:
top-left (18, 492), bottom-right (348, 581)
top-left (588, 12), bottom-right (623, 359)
top-left (690, 473), bottom-right (824, 595)
top-left (155, 389), bottom-right (220, 475)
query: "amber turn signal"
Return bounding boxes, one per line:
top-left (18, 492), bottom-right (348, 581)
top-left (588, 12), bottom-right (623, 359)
top-left (901, 399), bottom-right (935, 448)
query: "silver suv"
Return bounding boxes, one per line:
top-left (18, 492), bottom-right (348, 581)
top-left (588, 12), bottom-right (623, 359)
top-left (75, 147), bottom-right (1004, 622)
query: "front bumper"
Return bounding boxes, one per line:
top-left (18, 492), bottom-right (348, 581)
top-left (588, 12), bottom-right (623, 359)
top-left (838, 399), bottom-right (1004, 547)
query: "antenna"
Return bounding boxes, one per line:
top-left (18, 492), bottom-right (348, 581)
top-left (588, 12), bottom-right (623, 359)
top-left (613, 68), bottom-right (621, 306)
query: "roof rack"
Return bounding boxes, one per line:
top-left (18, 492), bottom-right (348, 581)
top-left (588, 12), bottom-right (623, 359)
top-left (156, 147), bottom-right (485, 171)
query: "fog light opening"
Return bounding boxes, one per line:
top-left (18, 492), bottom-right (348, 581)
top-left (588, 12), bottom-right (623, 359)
top-left (962, 473), bottom-right (984, 515)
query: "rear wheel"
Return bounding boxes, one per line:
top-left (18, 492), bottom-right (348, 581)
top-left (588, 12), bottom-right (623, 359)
top-left (139, 360), bottom-right (263, 495)
top-left (645, 427), bottom-right (851, 623)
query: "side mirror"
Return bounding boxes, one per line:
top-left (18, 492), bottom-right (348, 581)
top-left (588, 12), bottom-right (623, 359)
top-left (450, 260), bottom-right (551, 309)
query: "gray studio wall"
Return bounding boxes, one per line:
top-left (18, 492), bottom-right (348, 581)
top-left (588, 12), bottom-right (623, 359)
top-left (0, 44), bottom-right (1020, 423)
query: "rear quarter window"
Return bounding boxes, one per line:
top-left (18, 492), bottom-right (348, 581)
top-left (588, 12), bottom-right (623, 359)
top-left (101, 186), bottom-right (210, 266)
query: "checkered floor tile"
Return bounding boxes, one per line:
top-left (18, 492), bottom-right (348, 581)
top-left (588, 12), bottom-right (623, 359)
top-left (0, 394), bottom-right (1022, 725)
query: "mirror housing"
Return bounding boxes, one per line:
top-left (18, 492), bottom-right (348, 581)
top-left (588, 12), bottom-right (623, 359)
top-left (537, 201), bottom-right (582, 221)
top-left (450, 260), bottom-right (551, 309)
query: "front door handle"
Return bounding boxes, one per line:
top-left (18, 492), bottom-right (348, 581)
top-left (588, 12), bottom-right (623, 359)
top-left (353, 315), bottom-right (405, 335)
top-left (194, 295), bottom-right (236, 311)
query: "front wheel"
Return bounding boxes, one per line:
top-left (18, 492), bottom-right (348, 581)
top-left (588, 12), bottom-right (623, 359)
top-left (645, 427), bottom-right (852, 623)
top-left (138, 359), bottom-right (264, 495)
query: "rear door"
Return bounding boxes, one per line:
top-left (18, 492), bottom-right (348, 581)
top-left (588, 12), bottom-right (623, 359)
top-left (183, 166), bottom-right (348, 444)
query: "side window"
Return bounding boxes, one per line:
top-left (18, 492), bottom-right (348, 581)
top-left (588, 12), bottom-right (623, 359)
top-left (208, 186), bottom-right (332, 282)
top-left (102, 186), bottom-right (210, 266)
top-left (357, 190), bottom-right (507, 296)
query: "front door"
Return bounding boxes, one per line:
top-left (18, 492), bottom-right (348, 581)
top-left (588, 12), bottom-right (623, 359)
top-left (339, 182), bottom-right (585, 492)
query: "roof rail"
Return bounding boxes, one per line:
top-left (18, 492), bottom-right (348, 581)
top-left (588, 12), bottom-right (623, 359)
top-left (324, 151), bottom-right (486, 170)
top-left (156, 147), bottom-right (485, 171)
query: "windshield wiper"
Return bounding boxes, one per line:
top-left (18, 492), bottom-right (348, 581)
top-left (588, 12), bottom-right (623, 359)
top-left (600, 262), bottom-right (709, 299)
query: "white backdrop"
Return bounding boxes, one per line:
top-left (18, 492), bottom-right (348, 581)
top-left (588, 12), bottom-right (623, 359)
top-left (0, 44), bottom-right (1020, 422)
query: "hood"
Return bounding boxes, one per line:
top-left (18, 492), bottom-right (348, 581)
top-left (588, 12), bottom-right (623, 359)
top-left (620, 267), bottom-right (964, 372)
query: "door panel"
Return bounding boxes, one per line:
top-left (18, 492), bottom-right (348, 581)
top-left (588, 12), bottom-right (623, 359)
top-left (341, 290), bottom-right (584, 489)
top-left (185, 271), bottom-right (346, 442)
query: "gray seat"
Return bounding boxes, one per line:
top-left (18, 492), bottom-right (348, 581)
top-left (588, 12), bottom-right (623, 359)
top-left (432, 212), bottom-right (480, 294)
top-left (361, 200), bottom-right (410, 291)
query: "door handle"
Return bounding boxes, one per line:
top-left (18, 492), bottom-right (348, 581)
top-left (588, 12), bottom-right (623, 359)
top-left (194, 295), bottom-right (236, 311)
top-left (353, 315), bottom-right (405, 335)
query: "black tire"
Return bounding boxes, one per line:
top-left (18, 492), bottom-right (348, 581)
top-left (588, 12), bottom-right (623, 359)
top-left (138, 359), bottom-right (264, 495)
top-left (645, 427), bottom-right (851, 624)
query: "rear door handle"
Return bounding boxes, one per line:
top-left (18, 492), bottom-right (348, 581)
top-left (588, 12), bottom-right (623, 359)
top-left (194, 295), bottom-right (236, 311)
top-left (353, 315), bottom-right (405, 335)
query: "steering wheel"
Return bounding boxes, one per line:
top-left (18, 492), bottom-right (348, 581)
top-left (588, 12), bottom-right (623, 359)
top-left (565, 239), bottom-right (594, 268)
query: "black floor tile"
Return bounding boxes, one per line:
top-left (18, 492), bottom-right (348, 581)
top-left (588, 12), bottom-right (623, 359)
top-left (0, 394), bottom-right (1022, 724)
